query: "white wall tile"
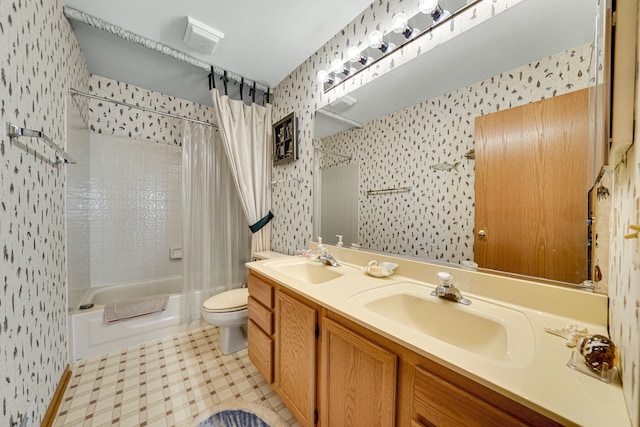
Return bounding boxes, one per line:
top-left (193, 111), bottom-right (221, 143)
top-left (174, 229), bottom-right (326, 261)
top-left (87, 133), bottom-right (184, 287)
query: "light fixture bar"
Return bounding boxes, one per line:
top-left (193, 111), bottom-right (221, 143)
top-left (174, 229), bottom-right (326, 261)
top-left (319, 0), bottom-right (480, 93)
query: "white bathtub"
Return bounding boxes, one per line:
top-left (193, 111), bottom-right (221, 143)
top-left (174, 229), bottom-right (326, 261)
top-left (70, 276), bottom-right (205, 361)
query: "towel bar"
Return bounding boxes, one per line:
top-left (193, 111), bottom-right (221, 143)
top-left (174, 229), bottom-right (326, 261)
top-left (367, 186), bottom-right (413, 196)
top-left (6, 122), bottom-right (76, 164)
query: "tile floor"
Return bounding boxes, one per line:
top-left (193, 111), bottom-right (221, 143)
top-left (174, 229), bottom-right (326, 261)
top-left (54, 326), bottom-right (300, 426)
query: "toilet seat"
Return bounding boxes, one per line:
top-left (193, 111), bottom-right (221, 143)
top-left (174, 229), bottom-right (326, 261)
top-left (203, 288), bottom-right (248, 313)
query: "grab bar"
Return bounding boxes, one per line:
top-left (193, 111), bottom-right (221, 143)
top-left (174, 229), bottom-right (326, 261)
top-left (6, 122), bottom-right (76, 164)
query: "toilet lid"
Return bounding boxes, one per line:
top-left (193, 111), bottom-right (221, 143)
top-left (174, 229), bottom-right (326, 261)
top-left (203, 288), bottom-right (248, 312)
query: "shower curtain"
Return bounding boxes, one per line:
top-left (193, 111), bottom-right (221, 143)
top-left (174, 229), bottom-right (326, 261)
top-left (211, 89), bottom-right (273, 254)
top-left (181, 122), bottom-right (251, 322)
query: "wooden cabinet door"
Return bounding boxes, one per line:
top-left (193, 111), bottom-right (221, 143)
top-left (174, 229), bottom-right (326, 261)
top-left (275, 291), bottom-right (317, 427)
top-left (320, 317), bottom-right (397, 427)
top-left (474, 89), bottom-right (588, 283)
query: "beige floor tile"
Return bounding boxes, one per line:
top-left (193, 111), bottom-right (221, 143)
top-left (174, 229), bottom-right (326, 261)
top-left (54, 326), bottom-right (300, 426)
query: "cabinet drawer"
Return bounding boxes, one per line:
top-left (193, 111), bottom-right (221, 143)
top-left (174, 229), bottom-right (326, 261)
top-left (248, 319), bottom-right (274, 384)
top-left (248, 296), bottom-right (273, 335)
top-left (248, 274), bottom-right (274, 309)
top-left (414, 365), bottom-right (532, 427)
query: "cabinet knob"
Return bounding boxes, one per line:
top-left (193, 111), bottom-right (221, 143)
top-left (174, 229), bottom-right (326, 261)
top-left (477, 230), bottom-right (486, 237)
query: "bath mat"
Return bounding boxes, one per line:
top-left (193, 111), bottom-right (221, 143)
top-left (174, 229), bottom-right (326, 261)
top-left (104, 293), bottom-right (169, 323)
top-left (192, 400), bottom-right (287, 427)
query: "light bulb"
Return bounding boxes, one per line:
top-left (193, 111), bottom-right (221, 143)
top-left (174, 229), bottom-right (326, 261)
top-left (391, 13), bottom-right (409, 33)
top-left (368, 30), bottom-right (384, 49)
top-left (419, 0), bottom-right (449, 23)
top-left (331, 59), bottom-right (346, 75)
top-left (418, 0), bottom-right (438, 14)
top-left (316, 70), bottom-right (331, 84)
top-left (347, 46), bottom-right (361, 63)
top-left (347, 46), bottom-right (368, 66)
top-left (392, 12), bottom-right (415, 39)
top-left (368, 30), bottom-right (388, 52)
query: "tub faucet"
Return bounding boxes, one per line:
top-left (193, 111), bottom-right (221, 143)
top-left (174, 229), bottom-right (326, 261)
top-left (431, 272), bottom-right (471, 305)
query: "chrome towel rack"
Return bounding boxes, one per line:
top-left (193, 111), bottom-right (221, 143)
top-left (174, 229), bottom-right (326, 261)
top-left (5, 122), bottom-right (76, 164)
top-left (271, 176), bottom-right (303, 186)
top-left (314, 147), bottom-right (352, 162)
top-left (367, 186), bottom-right (413, 196)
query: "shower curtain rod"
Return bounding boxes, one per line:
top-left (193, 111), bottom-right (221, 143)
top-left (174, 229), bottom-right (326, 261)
top-left (63, 6), bottom-right (270, 95)
top-left (69, 88), bottom-right (217, 128)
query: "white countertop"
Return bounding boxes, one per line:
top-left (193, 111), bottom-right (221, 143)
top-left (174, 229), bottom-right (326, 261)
top-left (246, 245), bottom-right (631, 427)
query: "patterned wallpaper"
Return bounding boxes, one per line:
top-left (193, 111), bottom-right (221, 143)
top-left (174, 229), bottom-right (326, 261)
top-left (87, 75), bottom-right (214, 145)
top-left (271, 0), bottom-right (638, 424)
top-left (0, 0), bottom-right (89, 425)
top-left (608, 26), bottom-right (640, 422)
top-left (0, 0), bottom-right (636, 425)
top-left (271, 0), bottom-right (530, 252)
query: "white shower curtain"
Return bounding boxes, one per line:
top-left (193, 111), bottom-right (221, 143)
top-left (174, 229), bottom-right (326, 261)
top-left (211, 90), bottom-right (273, 255)
top-left (181, 121), bottom-right (251, 322)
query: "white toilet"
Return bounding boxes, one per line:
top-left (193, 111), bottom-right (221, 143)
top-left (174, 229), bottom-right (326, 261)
top-left (202, 288), bottom-right (249, 355)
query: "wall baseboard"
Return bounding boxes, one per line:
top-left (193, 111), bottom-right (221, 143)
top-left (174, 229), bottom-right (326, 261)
top-left (41, 364), bottom-right (72, 427)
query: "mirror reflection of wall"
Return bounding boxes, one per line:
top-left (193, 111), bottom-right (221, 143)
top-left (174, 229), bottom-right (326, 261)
top-left (316, 42), bottom-right (593, 266)
top-left (319, 163), bottom-right (359, 247)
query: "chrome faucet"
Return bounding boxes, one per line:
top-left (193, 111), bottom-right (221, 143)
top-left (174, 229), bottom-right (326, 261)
top-left (315, 236), bottom-right (340, 267)
top-left (431, 272), bottom-right (471, 305)
top-left (317, 253), bottom-right (340, 267)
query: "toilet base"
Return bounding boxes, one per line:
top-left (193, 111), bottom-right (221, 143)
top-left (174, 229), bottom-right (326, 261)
top-left (219, 325), bottom-right (247, 355)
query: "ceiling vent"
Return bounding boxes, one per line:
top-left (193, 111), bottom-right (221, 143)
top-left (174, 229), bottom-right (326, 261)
top-left (183, 17), bottom-right (225, 54)
top-left (328, 95), bottom-right (357, 112)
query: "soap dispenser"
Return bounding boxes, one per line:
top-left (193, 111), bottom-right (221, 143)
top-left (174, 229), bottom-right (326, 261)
top-left (316, 236), bottom-right (327, 259)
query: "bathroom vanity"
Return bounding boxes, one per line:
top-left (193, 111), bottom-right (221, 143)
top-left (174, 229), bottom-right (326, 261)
top-left (246, 246), bottom-right (630, 426)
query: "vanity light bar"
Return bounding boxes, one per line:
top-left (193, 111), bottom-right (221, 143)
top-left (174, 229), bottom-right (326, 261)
top-left (317, 0), bottom-right (479, 92)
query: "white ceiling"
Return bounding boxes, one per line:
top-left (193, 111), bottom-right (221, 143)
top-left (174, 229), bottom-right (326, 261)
top-left (64, 0), bottom-right (373, 105)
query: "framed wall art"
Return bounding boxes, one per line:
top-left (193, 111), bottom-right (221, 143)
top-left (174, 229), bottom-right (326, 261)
top-left (273, 112), bottom-right (298, 165)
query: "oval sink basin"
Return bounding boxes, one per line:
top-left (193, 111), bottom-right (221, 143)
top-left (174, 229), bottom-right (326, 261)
top-left (350, 282), bottom-right (535, 364)
top-left (268, 259), bottom-right (343, 284)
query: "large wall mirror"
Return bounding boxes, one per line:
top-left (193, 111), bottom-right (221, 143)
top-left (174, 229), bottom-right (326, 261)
top-left (313, 0), bottom-right (608, 286)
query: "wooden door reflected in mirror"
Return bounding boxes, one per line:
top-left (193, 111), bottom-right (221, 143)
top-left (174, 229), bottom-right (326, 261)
top-left (474, 89), bottom-right (589, 283)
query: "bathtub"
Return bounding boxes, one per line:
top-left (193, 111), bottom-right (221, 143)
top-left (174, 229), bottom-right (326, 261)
top-left (70, 276), bottom-right (205, 361)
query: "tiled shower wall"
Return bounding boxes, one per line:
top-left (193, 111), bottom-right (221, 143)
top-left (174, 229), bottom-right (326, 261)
top-left (271, 0), bottom-right (638, 424)
top-left (68, 75), bottom-right (216, 288)
top-left (88, 134), bottom-right (182, 287)
top-left (0, 0), bottom-right (89, 425)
